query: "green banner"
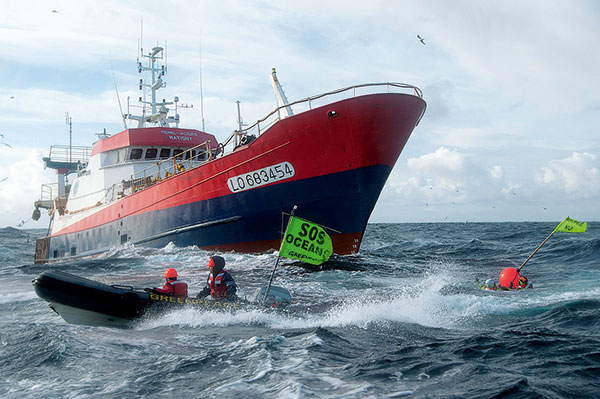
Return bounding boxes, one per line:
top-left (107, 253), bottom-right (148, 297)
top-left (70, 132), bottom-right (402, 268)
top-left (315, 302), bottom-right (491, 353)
top-left (554, 216), bottom-right (587, 233)
top-left (279, 216), bottom-right (332, 265)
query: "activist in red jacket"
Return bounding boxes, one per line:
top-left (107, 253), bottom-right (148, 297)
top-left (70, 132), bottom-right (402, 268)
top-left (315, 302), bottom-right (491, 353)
top-left (149, 268), bottom-right (188, 297)
top-left (197, 256), bottom-right (237, 300)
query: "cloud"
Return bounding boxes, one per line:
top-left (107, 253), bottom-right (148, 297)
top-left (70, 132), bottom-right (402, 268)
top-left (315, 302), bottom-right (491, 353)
top-left (388, 147), bottom-right (475, 205)
top-left (0, 148), bottom-right (55, 228)
top-left (1, 1), bottom-right (599, 225)
top-left (535, 152), bottom-right (600, 197)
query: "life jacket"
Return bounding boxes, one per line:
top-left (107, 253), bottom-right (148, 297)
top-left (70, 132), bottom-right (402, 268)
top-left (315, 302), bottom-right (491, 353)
top-left (157, 279), bottom-right (188, 297)
top-left (518, 281), bottom-right (532, 290)
top-left (208, 271), bottom-right (228, 299)
top-left (171, 280), bottom-right (188, 297)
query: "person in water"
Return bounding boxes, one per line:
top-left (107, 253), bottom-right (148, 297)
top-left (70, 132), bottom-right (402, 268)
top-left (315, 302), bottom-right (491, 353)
top-left (146, 268), bottom-right (189, 297)
top-left (482, 279), bottom-right (498, 290)
top-left (197, 255), bottom-right (237, 300)
top-left (498, 267), bottom-right (531, 290)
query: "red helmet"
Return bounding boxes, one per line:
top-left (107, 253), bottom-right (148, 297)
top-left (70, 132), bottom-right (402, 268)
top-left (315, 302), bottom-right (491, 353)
top-left (164, 268), bottom-right (178, 279)
top-left (499, 267), bottom-right (519, 289)
top-left (206, 256), bottom-right (225, 273)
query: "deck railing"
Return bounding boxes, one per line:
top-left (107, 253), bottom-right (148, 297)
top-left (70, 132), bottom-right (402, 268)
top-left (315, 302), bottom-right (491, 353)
top-left (48, 145), bottom-right (92, 166)
top-left (124, 140), bottom-right (215, 193)
top-left (219, 82), bottom-right (424, 150)
top-left (34, 183), bottom-right (57, 209)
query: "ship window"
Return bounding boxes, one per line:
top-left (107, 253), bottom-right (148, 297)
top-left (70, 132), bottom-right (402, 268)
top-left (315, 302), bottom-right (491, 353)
top-left (71, 247), bottom-right (76, 256)
top-left (173, 149), bottom-right (184, 160)
top-left (129, 148), bottom-right (143, 160)
top-left (159, 148), bottom-right (171, 159)
top-left (53, 250), bottom-right (58, 258)
top-left (101, 148), bottom-right (127, 166)
top-left (197, 151), bottom-right (207, 161)
top-left (185, 150), bottom-right (195, 160)
top-left (116, 148), bottom-right (127, 163)
top-left (145, 148), bottom-right (158, 159)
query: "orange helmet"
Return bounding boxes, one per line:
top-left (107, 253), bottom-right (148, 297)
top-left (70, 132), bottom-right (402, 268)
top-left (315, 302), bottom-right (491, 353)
top-left (519, 275), bottom-right (528, 285)
top-left (164, 268), bottom-right (178, 279)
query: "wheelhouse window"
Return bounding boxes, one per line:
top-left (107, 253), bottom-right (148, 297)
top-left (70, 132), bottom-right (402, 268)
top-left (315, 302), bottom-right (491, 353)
top-left (129, 148), bottom-right (143, 160)
top-left (185, 150), bottom-right (195, 160)
top-left (159, 148), bottom-right (171, 159)
top-left (145, 148), bottom-right (158, 160)
top-left (173, 149), bottom-right (184, 160)
top-left (101, 148), bottom-right (128, 166)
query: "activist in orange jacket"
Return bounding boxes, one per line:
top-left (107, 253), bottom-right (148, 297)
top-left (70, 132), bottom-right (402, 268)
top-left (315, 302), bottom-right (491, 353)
top-left (147, 268), bottom-right (188, 297)
top-left (196, 256), bottom-right (237, 300)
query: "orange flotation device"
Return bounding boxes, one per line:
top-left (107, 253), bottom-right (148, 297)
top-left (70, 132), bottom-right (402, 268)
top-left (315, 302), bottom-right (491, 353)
top-left (499, 267), bottom-right (520, 289)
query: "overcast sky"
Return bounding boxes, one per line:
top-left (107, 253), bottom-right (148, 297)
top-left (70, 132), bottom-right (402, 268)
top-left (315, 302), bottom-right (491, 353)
top-left (1, 0), bottom-right (599, 229)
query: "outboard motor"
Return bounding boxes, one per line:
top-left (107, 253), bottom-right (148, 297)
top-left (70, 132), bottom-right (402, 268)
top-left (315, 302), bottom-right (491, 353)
top-left (252, 286), bottom-right (291, 308)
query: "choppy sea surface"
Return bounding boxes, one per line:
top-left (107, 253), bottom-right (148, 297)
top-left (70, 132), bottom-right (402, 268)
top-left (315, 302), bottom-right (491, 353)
top-left (1, 222), bottom-right (599, 398)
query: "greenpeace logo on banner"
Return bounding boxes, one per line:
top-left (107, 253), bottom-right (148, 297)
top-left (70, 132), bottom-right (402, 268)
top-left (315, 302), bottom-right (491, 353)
top-left (279, 216), bottom-right (332, 265)
top-left (554, 216), bottom-right (587, 233)
top-left (228, 162), bottom-right (295, 193)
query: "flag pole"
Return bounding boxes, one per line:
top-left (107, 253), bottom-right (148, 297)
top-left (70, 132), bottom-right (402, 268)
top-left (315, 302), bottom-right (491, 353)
top-left (262, 205), bottom-right (297, 306)
top-left (517, 217), bottom-right (566, 272)
top-left (517, 230), bottom-right (556, 272)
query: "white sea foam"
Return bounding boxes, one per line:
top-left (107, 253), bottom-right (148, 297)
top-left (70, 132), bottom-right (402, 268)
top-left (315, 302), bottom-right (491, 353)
top-left (0, 290), bottom-right (38, 305)
top-left (156, 262), bottom-right (600, 332)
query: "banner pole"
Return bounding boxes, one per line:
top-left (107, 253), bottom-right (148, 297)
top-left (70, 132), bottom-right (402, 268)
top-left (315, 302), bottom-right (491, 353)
top-left (517, 218), bottom-right (567, 272)
top-left (262, 205), bottom-right (297, 306)
top-left (517, 230), bottom-right (556, 272)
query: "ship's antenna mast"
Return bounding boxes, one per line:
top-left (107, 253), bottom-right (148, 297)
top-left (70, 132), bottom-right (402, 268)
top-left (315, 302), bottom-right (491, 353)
top-left (236, 101), bottom-right (244, 132)
top-left (110, 56), bottom-right (127, 130)
top-left (126, 40), bottom-right (181, 128)
top-left (124, 24), bottom-right (183, 128)
top-left (199, 37), bottom-right (206, 131)
top-left (65, 112), bottom-right (72, 164)
top-left (139, 21), bottom-right (147, 124)
top-left (140, 20), bottom-right (143, 53)
top-left (65, 111), bottom-right (72, 184)
top-left (235, 100), bottom-right (248, 147)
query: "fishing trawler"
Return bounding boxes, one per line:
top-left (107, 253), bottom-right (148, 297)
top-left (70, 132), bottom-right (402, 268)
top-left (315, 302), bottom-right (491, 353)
top-left (32, 43), bottom-right (426, 263)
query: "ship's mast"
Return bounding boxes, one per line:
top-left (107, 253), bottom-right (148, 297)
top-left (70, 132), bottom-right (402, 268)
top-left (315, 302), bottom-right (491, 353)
top-left (124, 45), bottom-right (181, 128)
top-left (271, 68), bottom-right (293, 118)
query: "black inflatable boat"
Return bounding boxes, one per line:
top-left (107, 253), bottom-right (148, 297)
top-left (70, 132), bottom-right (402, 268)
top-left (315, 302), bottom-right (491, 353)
top-left (33, 270), bottom-right (291, 328)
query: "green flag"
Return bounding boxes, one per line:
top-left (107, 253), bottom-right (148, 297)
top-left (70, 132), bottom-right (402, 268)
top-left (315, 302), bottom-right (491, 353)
top-left (279, 216), bottom-right (332, 265)
top-left (554, 216), bottom-right (587, 233)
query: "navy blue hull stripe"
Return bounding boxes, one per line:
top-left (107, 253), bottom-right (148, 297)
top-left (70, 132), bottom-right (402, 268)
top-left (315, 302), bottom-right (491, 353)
top-left (44, 164), bottom-right (391, 260)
